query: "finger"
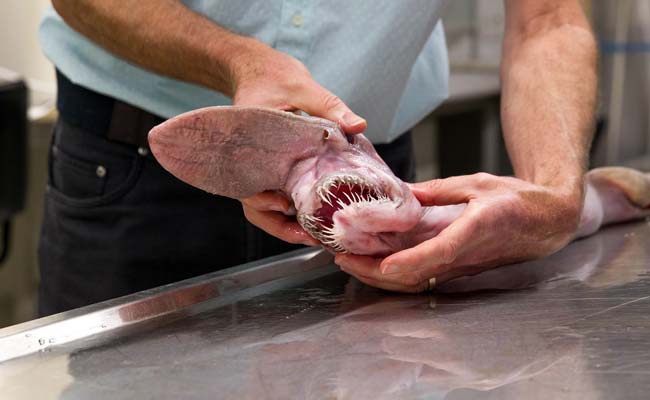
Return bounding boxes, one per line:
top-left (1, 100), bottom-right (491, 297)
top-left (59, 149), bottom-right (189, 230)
top-left (335, 254), bottom-right (429, 293)
top-left (408, 173), bottom-right (497, 206)
top-left (407, 178), bottom-right (471, 206)
top-left (243, 205), bottom-right (319, 246)
top-left (296, 83), bottom-right (367, 134)
top-left (335, 254), bottom-right (382, 278)
top-left (242, 191), bottom-right (293, 214)
top-left (434, 264), bottom-right (488, 285)
top-left (380, 205), bottom-right (482, 275)
top-left (351, 273), bottom-right (428, 293)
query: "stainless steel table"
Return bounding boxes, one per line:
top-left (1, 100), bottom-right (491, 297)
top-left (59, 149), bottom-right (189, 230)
top-left (1, 220), bottom-right (650, 399)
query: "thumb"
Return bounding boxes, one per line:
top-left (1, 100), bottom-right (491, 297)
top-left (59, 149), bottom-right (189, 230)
top-left (408, 176), bottom-right (473, 206)
top-left (297, 83), bottom-right (367, 134)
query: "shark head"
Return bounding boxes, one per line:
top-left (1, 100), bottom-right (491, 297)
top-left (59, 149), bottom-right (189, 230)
top-left (149, 106), bottom-right (423, 256)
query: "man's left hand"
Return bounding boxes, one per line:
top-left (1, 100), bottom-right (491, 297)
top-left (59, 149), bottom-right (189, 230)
top-left (335, 173), bottom-right (584, 292)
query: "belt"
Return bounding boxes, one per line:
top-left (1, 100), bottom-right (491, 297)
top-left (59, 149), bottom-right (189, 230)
top-left (56, 70), bottom-right (164, 149)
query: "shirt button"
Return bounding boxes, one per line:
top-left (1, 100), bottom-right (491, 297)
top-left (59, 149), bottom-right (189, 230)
top-left (96, 165), bottom-right (107, 178)
top-left (291, 13), bottom-right (304, 27)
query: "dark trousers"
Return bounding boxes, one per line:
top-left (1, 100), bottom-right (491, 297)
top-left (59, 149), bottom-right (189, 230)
top-left (38, 79), bottom-right (415, 316)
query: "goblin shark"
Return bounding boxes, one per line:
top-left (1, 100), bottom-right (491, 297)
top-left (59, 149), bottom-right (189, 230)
top-left (148, 106), bottom-right (650, 257)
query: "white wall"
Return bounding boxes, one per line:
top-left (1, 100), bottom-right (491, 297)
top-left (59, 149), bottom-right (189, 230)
top-left (0, 0), bottom-right (55, 91)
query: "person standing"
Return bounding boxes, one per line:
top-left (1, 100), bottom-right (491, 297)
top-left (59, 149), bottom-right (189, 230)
top-left (38, 0), bottom-right (450, 314)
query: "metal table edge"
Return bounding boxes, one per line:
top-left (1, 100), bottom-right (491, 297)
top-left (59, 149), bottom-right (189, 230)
top-left (0, 247), bottom-right (334, 362)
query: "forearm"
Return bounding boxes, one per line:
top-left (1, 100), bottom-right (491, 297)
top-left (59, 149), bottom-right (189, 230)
top-left (500, 2), bottom-right (597, 195)
top-left (52, 0), bottom-right (258, 97)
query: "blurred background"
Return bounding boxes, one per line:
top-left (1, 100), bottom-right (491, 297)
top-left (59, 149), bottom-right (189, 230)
top-left (0, 0), bottom-right (649, 327)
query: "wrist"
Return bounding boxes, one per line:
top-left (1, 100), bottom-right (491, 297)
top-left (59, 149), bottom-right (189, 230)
top-left (533, 171), bottom-right (586, 233)
top-left (226, 36), bottom-right (278, 97)
top-left (200, 32), bottom-right (260, 97)
top-left (517, 167), bottom-right (586, 222)
top-left (226, 36), bottom-right (260, 89)
top-left (541, 173), bottom-right (584, 198)
top-left (516, 161), bottom-right (586, 196)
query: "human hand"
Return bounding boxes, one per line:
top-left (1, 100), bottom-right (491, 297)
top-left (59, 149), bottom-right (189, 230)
top-left (229, 39), bottom-right (366, 245)
top-left (335, 173), bottom-right (584, 292)
top-left (230, 39), bottom-right (366, 132)
top-left (241, 191), bottom-right (319, 246)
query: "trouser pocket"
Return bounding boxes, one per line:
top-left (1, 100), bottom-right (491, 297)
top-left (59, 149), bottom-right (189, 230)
top-left (46, 118), bottom-right (144, 207)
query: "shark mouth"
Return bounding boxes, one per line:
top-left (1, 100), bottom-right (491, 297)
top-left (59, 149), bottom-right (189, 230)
top-left (298, 174), bottom-right (390, 252)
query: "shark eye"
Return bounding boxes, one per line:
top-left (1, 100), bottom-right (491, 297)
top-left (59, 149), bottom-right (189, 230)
top-left (345, 134), bottom-right (356, 145)
top-left (323, 129), bottom-right (331, 140)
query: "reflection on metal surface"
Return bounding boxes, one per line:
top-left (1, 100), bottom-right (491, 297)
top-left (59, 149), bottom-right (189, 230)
top-left (1, 221), bottom-right (650, 399)
top-left (0, 248), bottom-right (334, 361)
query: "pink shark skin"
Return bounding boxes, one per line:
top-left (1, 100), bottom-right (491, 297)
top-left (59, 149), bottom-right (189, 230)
top-left (149, 106), bottom-right (650, 257)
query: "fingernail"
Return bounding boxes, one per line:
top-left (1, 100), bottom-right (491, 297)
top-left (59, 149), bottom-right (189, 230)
top-left (381, 264), bottom-right (402, 275)
top-left (342, 112), bottom-right (365, 127)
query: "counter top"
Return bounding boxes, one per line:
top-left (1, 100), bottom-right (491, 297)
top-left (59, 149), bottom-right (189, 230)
top-left (2, 220), bottom-right (650, 399)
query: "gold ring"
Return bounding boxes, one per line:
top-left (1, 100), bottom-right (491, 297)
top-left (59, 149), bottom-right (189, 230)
top-left (426, 277), bottom-right (437, 291)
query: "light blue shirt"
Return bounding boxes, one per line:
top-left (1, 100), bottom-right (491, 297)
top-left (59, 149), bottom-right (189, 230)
top-left (40, 1), bottom-right (449, 143)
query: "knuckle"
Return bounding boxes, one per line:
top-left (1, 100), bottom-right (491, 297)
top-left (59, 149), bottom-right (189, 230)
top-left (474, 172), bottom-right (493, 180)
top-left (399, 271), bottom-right (424, 287)
top-left (321, 92), bottom-right (345, 113)
top-left (438, 240), bottom-right (459, 265)
top-left (472, 172), bottom-right (496, 188)
top-left (287, 75), bottom-right (309, 92)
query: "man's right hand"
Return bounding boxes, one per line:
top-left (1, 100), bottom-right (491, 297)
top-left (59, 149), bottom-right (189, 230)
top-left (230, 39), bottom-right (366, 132)
top-left (230, 40), bottom-right (366, 246)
